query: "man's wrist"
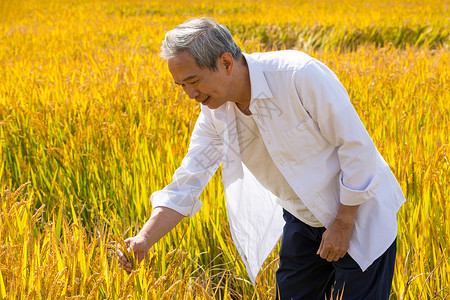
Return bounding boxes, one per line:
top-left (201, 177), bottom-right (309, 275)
top-left (135, 230), bottom-right (153, 251)
top-left (335, 203), bottom-right (360, 228)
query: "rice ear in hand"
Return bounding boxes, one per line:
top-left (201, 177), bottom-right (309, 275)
top-left (111, 235), bottom-right (137, 270)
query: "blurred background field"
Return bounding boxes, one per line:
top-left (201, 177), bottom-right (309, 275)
top-left (0, 0), bottom-right (449, 299)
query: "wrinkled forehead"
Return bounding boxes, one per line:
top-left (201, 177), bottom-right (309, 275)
top-left (168, 52), bottom-right (203, 83)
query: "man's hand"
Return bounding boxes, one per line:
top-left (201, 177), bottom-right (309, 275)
top-left (317, 219), bottom-right (353, 262)
top-left (116, 207), bottom-right (185, 274)
top-left (317, 204), bottom-right (359, 262)
top-left (117, 234), bottom-right (151, 274)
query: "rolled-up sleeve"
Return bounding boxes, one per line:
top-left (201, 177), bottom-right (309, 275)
top-left (151, 108), bottom-right (223, 216)
top-left (296, 60), bottom-right (380, 206)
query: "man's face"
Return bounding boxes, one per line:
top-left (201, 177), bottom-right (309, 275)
top-left (168, 51), bottom-right (233, 109)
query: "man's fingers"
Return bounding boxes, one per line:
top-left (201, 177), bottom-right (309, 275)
top-left (118, 261), bottom-right (132, 274)
top-left (116, 249), bottom-right (124, 260)
top-left (119, 260), bottom-right (131, 269)
top-left (116, 249), bottom-right (129, 264)
top-left (318, 246), bottom-right (329, 259)
top-left (330, 253), bottom-right (341, 262)
top-left (317, 237), bottom-right (324, 255)
top-left (318, 241), bottom-right (344, 261)
top-left (116, 238), bottom-right (140, 275)
top-left (321, 248), bottom-right (337, 262)
top-left (323, 249), bottom-right (333, 261)
top-left (116, 248), bottom-right (133, 271)
top-left (323, 249), bottom-right (346, 262)
top-left (124, 238), bottom-right (133, 248)
top-left (317, 230), bottom-right (348, 261)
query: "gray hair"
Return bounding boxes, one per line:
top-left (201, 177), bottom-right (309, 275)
top-left (160, 17), bottom-right (242, 71)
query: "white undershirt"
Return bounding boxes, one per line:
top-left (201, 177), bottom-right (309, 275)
top-left (234, 104), bottom-right (322, 227)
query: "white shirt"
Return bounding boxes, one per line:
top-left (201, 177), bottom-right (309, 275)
top-left (233, 103), bottom-right (322, 227)
top-left (151, 50), bottom-right (406, 284)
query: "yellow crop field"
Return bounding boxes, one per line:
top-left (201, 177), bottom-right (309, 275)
top-left (0, 0), bottom-right (449, 299)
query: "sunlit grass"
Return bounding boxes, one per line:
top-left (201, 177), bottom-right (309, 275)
top-left (0, 0), bottom-right (449, 298)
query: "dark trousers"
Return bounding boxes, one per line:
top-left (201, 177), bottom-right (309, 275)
top-left (276, 209), bottom-right (396, 300)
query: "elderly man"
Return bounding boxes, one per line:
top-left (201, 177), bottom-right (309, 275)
top-left (117, 18), bottom-right (405, 299)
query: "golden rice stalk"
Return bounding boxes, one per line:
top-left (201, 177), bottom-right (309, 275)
top-left (154, 275), bottom-right (168, 289)
top-left (86, 275), bottom-right (105, 300)
top-left (30, 204), bottom-right (45, 225)
top-left (160, 280), bottom-right (182, 300)
top-left (165, 248), bottom-right (188, 262)
top-left (48, 267), bottom-right (68, 300)
top-left (42, 262), bottom-right (58, 297)
top-left (110, 235), bottom-right (137, 271)
top-left (179, 265), bottom-right (193, 296)
top-left (145, 250), bottom-right (157, 270)
top-left (2, 182), bottom-right (31, 205)
top-left (164, 248), bottom-right (188, 277)
top-left (192, 281), bottom-right (213, 300)
top-left (119, 269), bottom-right (137, 298)
top-left (84, 273), bottom-right (99, 293)
top-left (25, 289), bottom-right (37, 300)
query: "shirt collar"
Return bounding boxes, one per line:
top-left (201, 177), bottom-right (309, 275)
top-left (243, 53), bottom-right (273, 100)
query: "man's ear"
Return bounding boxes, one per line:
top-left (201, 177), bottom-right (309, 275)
top-left (220, 52), bottom-right (234, 74)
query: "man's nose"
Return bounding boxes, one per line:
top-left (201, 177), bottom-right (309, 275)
top-left (183, 84), bottom-right (200, 99)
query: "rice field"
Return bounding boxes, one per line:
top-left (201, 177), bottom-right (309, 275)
top-left (0, 0), bottom-right (449, 299)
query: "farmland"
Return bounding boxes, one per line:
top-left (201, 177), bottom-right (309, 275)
top-left (0, 0), bottom-right (449, 298)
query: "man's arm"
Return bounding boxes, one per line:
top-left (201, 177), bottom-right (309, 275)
top-left (117, 108), bottom-right (223, 272)
top-left (117, 207), bottom-right (184, 273)
top-left (296, 59), bottom-right (380, 261)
